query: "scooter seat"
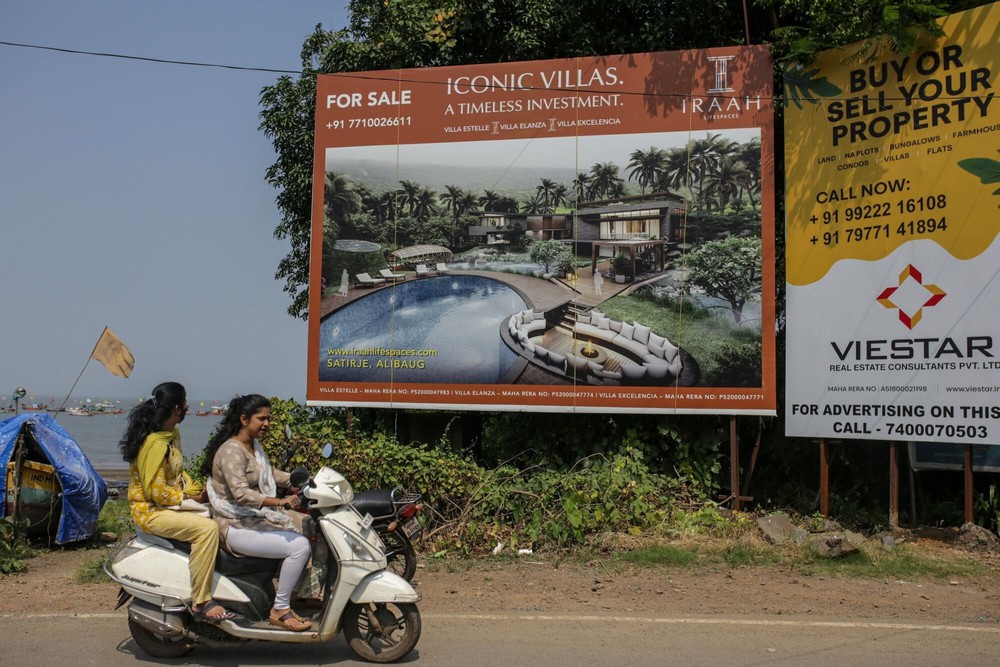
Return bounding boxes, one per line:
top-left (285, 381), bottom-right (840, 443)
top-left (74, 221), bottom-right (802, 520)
top-left (137, 530), bottom-right (279, 575)
top-left (215, 549), bottom-right (281, 576)
top-left (352, 488), bottom-right (394, 518)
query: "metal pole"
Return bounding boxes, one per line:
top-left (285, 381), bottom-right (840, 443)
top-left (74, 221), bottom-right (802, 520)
top-left (964, 445), bottom-right (974, 524)
top-left (819, 438), bottom-right (829, 517)
top-left (889, 441), bottom-right (900, 529)
top-left (729, 416), bottom-right (740, 511)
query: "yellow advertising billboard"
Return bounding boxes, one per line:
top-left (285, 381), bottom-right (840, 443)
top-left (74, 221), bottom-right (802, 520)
top-left (308, 48), bottom-right (777, 414)
top-left (785, 2), bottom-right (1000, 442)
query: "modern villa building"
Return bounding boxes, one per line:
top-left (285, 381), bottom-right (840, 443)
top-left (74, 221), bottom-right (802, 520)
top-left (469, 192), bottom-right (687, 277)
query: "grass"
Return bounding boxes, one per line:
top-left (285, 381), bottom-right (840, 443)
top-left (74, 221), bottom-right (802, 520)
top-left (598, 291), bottom-right (758, 383)
top-left (590, 531), bottom-right (990, 582)
top-left (75, 555), bottom-right (111, 584)
top-left (97, 498), bottom-right (134, 536)
top-left (791, 543), bottom-right (988, 579)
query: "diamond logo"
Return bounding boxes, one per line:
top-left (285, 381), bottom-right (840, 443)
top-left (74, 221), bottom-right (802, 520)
top-left (876, 264), bottom-right (946, 329)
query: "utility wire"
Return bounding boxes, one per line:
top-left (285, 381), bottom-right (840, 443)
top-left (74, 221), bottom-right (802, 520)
top-left (0, 39), bottom-right (301, 74)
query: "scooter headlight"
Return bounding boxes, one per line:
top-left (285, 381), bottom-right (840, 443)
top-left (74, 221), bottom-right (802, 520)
top-left (343, 531), bottom-right (379, 562)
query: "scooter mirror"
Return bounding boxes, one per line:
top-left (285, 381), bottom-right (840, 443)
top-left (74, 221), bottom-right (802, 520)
top-left (321, 442), bottom-right (334, 459)
top-left (289, 466), bottom-right (310, 488)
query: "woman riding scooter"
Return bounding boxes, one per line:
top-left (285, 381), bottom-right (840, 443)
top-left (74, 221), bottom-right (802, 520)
top-left (200, 394), bottom-right (312, 632)
top-left (119, 381), bottom-right (236, 622)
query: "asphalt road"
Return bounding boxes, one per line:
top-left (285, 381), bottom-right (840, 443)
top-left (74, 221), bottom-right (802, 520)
top-left (3, 610), bottom-right (999, 666)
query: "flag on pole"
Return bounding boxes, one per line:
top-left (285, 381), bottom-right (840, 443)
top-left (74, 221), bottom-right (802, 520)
top-left (91, 327), bottom-right (135, 378)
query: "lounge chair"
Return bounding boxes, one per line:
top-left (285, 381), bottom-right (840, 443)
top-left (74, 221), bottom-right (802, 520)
top-left (436, 263), bottom-right (451, 273)
top-left (415, 264), bottom-right (435, 277)
top-left (379, 268), bottom-right (406, 282)
top-left (355, 272), bottom-right (386, 288)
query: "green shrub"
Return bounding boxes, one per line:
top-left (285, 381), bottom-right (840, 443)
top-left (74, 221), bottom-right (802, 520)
top-left (0, 522), bottom-right (34, 573)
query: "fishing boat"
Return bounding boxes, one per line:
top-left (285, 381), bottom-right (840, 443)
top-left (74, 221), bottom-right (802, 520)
top-left (66, 407), bottom-right (94, 417)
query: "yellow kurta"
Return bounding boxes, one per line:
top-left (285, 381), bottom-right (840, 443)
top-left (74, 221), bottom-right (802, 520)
top-left (127, 428), bottom-right (219, 605)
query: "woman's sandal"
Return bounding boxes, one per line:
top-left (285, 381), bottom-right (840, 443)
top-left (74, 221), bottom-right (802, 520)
top-left (191, 600), bottom-right (237, 623)
top-left (270, 608), bottom-right (312, 632)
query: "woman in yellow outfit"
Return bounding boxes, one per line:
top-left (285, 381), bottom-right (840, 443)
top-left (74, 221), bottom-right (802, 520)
top-left (119, 381), bottom-right (235, 622)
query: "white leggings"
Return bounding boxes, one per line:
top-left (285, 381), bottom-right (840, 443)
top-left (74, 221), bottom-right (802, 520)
top-left (226, 527), bottom-right (311, 610)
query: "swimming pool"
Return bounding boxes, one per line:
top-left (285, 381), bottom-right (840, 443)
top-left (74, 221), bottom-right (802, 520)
top-left (319, 275), bottom-right (527, 383)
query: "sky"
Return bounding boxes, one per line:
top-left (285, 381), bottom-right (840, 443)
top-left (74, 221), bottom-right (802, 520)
top-left (1, 1), bottom-right (350, 403)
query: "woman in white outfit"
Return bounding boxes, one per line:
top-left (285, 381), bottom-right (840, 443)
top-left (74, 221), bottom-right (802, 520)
top-left (201, 394), bottom-right (312, 632)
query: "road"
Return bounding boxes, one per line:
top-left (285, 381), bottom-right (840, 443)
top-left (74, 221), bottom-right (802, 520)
top-left (3, 610), bottom-right (998, 666)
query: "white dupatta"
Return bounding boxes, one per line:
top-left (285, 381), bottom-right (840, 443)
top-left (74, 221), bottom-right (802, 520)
top-left (208, 438), bottom-right (293, 529)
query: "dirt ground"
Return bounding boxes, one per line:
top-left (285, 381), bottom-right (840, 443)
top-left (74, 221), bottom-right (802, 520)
top-left (3, 531), bottom-right (999, 625)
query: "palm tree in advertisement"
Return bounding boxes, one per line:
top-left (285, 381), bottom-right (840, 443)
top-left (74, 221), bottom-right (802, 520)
top-left (550, 182), bottom-right (568, 211)
top-left (324, 171), bottom-right (362, 230)
top-left (588, 162), bottom-right (621, 200)
top-left (572, 171), bottom-right (592, 204)
top-left (523, 191), bottom-right (545, 214)
top-left (439, 184), bottom-right (465, 220)
top-left (413, 188), bottom-right (439, 222)
top-left (479, 188), bottom-right (502, 212)
top-left (655, 146), bottom-right (690, 195)
top-left (535, 178), bottom-right (563, 213)
top-left (703, 155), bottom-right (751, 212)
top-left (687, 133), bottom-right (738, 210)
top-left (399, 179), bottom-right (422, 216)
top-left (735, 137), bottom-right (762, 206)
top-left (627, 147), bottom-right (665, 195)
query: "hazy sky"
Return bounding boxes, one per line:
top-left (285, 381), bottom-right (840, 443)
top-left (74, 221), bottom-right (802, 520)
top-left (1, 1), bottom-right (349, 403)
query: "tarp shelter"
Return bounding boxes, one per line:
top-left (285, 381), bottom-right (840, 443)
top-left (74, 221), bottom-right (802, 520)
top-left (0, 413), bottom-right (107, 544)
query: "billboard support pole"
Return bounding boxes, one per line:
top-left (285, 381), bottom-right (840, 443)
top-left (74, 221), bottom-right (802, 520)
top-left (964, 445), bottom-right (974, 523)
top-left (889, 441), bottom-right (900, 529)
top-left (819, 439), bottom-right (829, 518)
top-left (729, 416), bottom-right (740, 511)
top-left (739, 418), bottom-right (762, 498)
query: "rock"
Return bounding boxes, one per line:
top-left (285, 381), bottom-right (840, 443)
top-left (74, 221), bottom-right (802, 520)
top-left (97, 532), bottom-right (118, 543)
top-left (757, 513), bottom-right (809, 545)
top-left (845, 530), bottom-right (867, 549)
top-left (806, 532), bottom-right (861, 558)
top-left (957, 523), bottom-right (1000, 552)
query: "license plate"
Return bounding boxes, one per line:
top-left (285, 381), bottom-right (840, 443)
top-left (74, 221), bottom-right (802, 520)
top-left (361, 513), bottom-right (374, 530)
top-left (402, 517), bottom-right (422, 538)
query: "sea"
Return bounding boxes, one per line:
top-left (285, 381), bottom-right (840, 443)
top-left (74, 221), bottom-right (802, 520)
top-left (13, 399), bottom-right (225, 480)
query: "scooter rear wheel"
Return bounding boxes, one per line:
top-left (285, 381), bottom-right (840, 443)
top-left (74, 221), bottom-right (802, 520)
top-left (343, 601), bottom-right (421, 663)
top-left (128, 617), bottom-right (195, 658)
top-left (380, 529), bottom-right (417, 581)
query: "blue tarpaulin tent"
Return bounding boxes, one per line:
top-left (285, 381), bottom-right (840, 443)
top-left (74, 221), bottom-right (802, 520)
top-left (0, 413), bottom-right (107, 544)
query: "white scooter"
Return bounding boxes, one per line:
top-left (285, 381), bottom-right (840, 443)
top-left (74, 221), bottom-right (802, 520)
top-left (104, 444), bottom-right (421, 663)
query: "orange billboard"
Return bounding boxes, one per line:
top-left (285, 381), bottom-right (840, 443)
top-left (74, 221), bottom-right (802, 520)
top-left (307, 48), bottom-right (776, 414)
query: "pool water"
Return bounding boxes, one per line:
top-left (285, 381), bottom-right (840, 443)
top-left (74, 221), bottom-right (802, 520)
top-left (319, 275), bottom-right (527, 383)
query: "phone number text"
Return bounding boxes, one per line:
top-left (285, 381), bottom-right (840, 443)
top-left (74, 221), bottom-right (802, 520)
top-left (325, 116), bottom-right (413, 130)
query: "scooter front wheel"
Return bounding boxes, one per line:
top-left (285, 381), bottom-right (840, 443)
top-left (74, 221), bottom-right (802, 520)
top-left (128, 617), bottom-right (195, 659)
top-left (343, 601), bottom-right (421, 663)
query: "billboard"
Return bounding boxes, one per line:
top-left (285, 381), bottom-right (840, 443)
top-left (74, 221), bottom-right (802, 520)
top-left (785, 3), bottom-right (1000, 443)
top-left (308, 48), bottom-right (776, 413)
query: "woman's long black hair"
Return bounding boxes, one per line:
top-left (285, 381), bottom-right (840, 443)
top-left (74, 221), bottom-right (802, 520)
top-left (199, 394), bottom-right (271, 477)
top-left (118, 382), bottom-right (186, 463)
